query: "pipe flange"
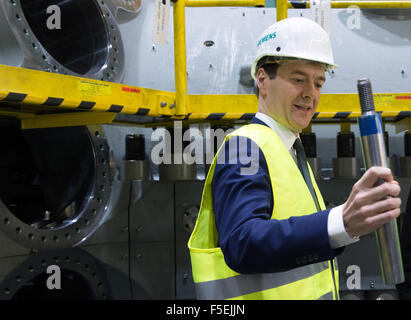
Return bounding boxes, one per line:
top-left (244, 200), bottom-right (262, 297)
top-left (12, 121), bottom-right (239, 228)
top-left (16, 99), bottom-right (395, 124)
top-left (0, 126), bottom-right (114, 251)
top-left (0, 248), bottom-right (112, 299)
top-left (1, 0), bottom-right (125, 82)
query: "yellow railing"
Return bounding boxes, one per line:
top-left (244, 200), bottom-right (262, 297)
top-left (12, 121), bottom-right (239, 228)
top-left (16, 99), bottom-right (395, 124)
top-left (277, 0), bottom-right (411, 20)
top-left (1, 0), bottom-right (411, 128)
top-left (173, 0), bottom-right (265, 116)
top-left (186, 0), bottom-right (264, 6)
top-left (173, 0), bottom-right (411, 121)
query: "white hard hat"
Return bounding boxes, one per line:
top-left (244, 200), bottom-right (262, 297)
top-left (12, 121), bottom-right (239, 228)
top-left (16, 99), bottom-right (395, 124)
top-left (251, 17), bottom-right (338, 80)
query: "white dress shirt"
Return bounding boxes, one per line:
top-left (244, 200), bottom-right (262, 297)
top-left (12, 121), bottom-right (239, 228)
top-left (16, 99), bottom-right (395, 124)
top-left (255, 112), bottom-right (359, 249)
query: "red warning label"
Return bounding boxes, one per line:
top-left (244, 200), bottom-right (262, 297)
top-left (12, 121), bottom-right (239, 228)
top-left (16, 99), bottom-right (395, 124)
top-left (122, 86), bottom-right (141, 94)
top-left (395, 95), bottom-right (411, 100)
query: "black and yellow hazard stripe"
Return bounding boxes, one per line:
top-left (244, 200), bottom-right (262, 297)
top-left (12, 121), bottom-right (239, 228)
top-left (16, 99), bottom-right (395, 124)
top-left (168, 111), bottom-right (411, 122)
top-left (0, 91), bottom-right (174, 117)
top-left (0, 64), bottom-right (176, 124)
top-left (166, 92), bottom-right (411, 122)
top-left (1, 65), bottom-right (411, 129)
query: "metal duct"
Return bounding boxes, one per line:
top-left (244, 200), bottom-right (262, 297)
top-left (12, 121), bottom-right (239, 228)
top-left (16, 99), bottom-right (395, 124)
top-left (0, 0), bottom-right (125, 82)
top-left (0, 123), bottom-right (114, 250)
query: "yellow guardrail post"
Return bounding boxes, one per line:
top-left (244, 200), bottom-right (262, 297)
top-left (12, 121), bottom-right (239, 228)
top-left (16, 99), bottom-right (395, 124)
top-left (277, 0), bottom-right (288, 20)
top-left (173, 0), bottom-right (188, 116)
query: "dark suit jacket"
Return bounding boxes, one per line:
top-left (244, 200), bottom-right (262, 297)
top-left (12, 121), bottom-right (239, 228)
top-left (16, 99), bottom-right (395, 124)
top-left (212, 116), bottom-right (343, 274)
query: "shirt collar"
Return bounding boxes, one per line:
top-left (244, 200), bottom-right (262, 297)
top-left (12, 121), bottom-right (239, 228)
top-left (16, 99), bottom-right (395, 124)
top-left (255, 112), bottom-right (299, 151)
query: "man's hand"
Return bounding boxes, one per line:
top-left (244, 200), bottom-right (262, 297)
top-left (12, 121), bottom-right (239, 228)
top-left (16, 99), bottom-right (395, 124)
top-left (342, 166), bottom-right (401, 238)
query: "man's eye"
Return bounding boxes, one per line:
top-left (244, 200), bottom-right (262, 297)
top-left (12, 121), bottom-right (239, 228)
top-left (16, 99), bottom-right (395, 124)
top-left (316, 83), bottom-right (323, 89)
top-left (292, 78), bottom-right (304, 83)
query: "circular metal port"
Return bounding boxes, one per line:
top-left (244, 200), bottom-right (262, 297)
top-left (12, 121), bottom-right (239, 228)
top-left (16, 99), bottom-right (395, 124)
top-left (2, 0), bottom-right (124, 82)
top-left (0, 248), bottom-right (112, 299)
top-left (0, 124), bottom-right (113, 250)
top-left (20, 0), bottom-right (109, 75)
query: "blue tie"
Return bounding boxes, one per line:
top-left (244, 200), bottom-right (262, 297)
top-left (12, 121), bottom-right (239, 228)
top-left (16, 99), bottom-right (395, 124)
top-left (293, 138), bottom-right (319, 211)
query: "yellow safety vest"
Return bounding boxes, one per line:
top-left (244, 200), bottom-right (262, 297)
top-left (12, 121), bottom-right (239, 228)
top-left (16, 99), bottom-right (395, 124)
top-left (188, 124), bottom-right (339, 300)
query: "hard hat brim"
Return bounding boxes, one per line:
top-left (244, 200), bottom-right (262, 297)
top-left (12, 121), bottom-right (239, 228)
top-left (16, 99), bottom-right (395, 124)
top-left (251, 54), bottom-right (339, 81)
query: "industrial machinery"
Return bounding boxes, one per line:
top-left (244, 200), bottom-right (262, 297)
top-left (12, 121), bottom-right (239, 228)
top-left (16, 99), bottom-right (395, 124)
top-left (0, 0), bottom-right (134, 299)
top-left (0, 0), bottom-right (411, 301)
top-left (0, 0), bottom-right (125, 82)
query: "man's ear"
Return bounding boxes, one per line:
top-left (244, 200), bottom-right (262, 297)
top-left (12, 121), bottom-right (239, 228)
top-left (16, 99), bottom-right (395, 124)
top-left (256, 68), bottom-right (267, 98)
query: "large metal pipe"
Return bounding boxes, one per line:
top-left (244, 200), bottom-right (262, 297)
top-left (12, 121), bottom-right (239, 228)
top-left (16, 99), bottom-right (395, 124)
top-left (357, 78), bottom-right (404, 285)
top-left (0, 124), bottom-right (114, 251)
top-left (0, 0), bottom-right (125, 82)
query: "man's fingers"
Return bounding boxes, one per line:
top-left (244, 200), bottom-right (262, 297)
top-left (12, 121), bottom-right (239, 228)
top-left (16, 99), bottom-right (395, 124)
top-left (363, 207), bottom-right (401, 234)
top-left (353, 181), bottom-right (401, 207)
top-left (343, 166), bottom-right (402, 237)
top-left (369, 181), bottom-right (401, 201)
top-left (360, 166), bottom-right (394, 188)
top-left (357, 196), bottom-right (402, 218)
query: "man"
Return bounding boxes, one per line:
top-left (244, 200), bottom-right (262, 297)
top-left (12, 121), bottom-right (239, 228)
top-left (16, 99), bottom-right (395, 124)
top-left (188, 17), bottom-right (402, 300)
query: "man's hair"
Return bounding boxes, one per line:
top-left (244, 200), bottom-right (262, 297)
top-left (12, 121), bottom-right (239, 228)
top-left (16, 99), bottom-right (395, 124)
top-left (255, 62), bottom-right (280, 97)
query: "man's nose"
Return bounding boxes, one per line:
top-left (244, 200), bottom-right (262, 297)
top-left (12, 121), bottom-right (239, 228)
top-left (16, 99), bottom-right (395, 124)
top-left (302, 81), bottom-right (317, 102)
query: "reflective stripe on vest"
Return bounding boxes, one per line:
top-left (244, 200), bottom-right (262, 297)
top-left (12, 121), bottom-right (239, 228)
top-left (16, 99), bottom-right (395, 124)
top-left (195, 261), bottom-right (329, 300)
top-left (188, 124), bottom-right (339, 300)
